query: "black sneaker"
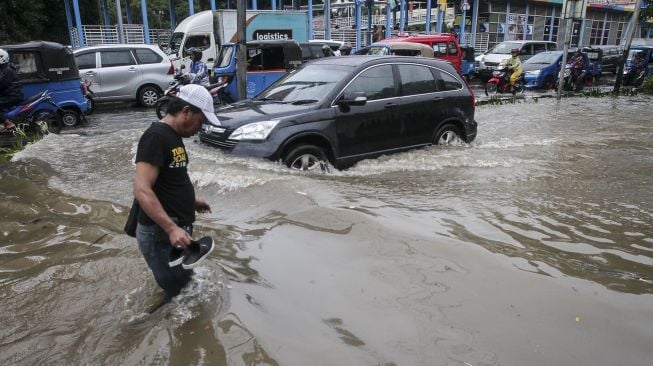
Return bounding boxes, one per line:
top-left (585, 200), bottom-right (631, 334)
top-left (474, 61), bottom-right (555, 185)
top-left (181, 236), bottom-right (214, 269)
top-left (168, 246), bottom-right (184, 267)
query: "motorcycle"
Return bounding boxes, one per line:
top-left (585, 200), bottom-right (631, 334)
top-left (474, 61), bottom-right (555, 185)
top-left (155, 68), bottom-right (228, 120)
top-left (0, 90), bottom-right (63, 136)
top-left (561, 63), bottom-right (592, 92)
top-left (484, 67), bottom-right (525, 96)
top-left (623, 63), bottom-right (646, 87)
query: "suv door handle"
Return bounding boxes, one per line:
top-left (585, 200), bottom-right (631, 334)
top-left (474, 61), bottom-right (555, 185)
top-left (84, 71), bottom-right (96, 75)
top-left (128, 67), bottom-right (137, 72)
top-left (384, 102), bottom-right (397, 109)
top-left (432, 97), bottom-right (444, 102)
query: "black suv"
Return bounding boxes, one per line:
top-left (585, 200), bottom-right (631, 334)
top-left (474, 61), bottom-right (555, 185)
top-left (199, 56), bottom-right (478, 171)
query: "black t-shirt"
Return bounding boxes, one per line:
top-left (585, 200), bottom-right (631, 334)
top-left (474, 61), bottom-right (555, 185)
top-left (0, 66), bottom-right (23, 103)
top-left (135, 122), bottom-right (195, 226)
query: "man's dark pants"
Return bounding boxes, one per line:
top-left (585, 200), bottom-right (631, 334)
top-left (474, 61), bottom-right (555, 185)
top-left (136, 223), bottom-right (193, 300)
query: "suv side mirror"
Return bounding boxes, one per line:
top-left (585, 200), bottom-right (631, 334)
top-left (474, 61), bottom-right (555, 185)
top-left (338, 91), bottom-right (367, 106)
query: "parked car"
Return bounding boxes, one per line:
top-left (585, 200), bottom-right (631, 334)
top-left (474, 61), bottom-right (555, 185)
top-left (308, 40), bottom-right (345, 56)
top-left (475, 40), bottom-right (557, 80)
top-left (3, 41), bottom-right (88, 127)
top-left (199, 56), bottom-right (478, 171)
top-left (583, 45), bottom-right (622, 74)
top-left (367, 41), bottom-right (434, 57)
top-left (383, 33), bottom-right (463, 71)
top-left (523, 50), bottom-right (593, 90)
top-left (73, 44), bottom-right (175, 107)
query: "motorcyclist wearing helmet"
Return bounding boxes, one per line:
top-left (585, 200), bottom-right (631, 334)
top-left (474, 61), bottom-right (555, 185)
top-left (633, 51), bottom-right (647, 72)
top-left (0, 48), bottom-right (23, 133)
top-left (187, 47), bottom-right (209, 86)
top-left (569, 49), bottom-right (584, 81)
top-left (338, 42), bottom-right (353, 56)
top-left (505, 48), bottom-right (523, 90)
top-left (321, 44), bottom-right (335, 57)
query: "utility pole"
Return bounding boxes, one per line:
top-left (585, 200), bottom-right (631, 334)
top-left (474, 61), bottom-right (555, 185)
top-left (237, 0), bottom-right (247, 100)
top-left (614, 0), bottom-right (643, 93)
top-left (115, 0), bottom-right (125, 43)
top-left (557, 0), bottom-right (586, 100)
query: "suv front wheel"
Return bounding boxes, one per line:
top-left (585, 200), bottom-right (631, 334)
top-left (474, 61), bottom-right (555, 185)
top-left (282, 144), bottom-right (330, 172)
top-left (138, 86), bottom-right (161, 107)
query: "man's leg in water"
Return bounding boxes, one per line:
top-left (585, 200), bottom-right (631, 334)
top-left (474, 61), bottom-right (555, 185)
top-left (136, 223), bottom-right (194, 300)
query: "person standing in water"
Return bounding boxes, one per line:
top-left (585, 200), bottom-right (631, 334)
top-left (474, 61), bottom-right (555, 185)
top-left (133, 84), bottom-right (218, 300)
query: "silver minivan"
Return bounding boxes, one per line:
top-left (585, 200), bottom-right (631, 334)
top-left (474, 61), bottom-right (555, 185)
top-left (475, 40), bottom-right (557, 79)
top-left (73, 44), bottom-right (174, 107)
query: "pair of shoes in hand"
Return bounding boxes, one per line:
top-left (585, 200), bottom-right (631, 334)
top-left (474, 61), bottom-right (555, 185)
top-left (169, 236), bottom-right (214, 269)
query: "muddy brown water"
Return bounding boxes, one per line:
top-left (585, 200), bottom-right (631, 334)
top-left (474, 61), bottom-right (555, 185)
top-left (1, 97), bottom-right (652, 366)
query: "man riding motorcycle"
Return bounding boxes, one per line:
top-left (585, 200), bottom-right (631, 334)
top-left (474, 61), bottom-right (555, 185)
top-left (568, 50), bottom-right (584, 82)
top-left (505, 48), bottom-right (522, 92)
top-left (0, 48), bottom-right (24, 133)
top-left (186, 47), bottom-right (210, 86)
top-left (633, 51), bottom-right (647, 74)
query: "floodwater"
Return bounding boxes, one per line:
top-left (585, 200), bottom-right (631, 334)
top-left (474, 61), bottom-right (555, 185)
top-left (1, 96), bottom-right (652, 366)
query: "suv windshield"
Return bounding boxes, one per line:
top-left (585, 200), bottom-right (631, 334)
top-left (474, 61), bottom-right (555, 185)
top-left (490, 42), bottom-right (521, 54)
top-left (257, 64), bottom-right (350, 103)
top-left (168, 32), bottom-right (184, 56)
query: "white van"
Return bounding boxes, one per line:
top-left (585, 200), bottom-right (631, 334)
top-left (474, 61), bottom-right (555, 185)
top-left (475, 40), bottom-right (557, 79)
top-left (165, 10), bottom-right (309, 69)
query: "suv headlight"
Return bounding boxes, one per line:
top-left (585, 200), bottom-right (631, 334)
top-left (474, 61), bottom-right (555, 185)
top-left (229, 120), bottom-right (280, 141)
top-left (525, 70), bottom-right (540, 75)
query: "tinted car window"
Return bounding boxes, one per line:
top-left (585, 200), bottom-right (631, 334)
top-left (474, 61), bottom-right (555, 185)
top-left (75, 52), bottom-right (96, 69)
top-left (448, 41), bottom-right (458, 55)
top-left (435, 70), bottom-right (462, 91)
top-left (100, 50), bottom-right (135, 67)
top-left (344, 65), bottom-right (395, 101)
top-left (533, 43), bottom-right (547, 54)
top-left (398, 64), bottom-right (436, 95)
top-left (133, 48), bottom-right (162, 64)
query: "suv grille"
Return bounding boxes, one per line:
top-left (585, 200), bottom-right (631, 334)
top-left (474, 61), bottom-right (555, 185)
top-left (199, 127), bottom-right (237, 151)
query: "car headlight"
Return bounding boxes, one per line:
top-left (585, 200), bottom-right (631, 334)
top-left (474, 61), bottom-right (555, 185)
top-left (525, 70), bottom-right (540, 75)
top-left (229, 120), bottom-right (280, 141)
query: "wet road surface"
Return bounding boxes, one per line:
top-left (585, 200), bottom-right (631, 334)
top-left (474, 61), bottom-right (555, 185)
top-left (1, 95), bottom-right (652, 365)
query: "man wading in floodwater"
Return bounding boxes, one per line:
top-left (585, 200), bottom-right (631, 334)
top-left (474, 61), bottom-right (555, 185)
top-left (133, 84), bottom-right (218, 301)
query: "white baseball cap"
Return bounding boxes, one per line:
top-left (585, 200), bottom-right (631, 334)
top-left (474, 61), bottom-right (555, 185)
top-left (176, 84), bottom-right (220, 125)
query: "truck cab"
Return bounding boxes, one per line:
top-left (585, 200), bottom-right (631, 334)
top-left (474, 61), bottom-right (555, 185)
top-left (165, 11), bottom-right (216, 69)
top-left (165, 10), bottom-right (309, 70)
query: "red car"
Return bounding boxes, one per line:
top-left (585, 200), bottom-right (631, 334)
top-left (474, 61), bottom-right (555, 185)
top-left (382, 33), bottom-right (463, 71)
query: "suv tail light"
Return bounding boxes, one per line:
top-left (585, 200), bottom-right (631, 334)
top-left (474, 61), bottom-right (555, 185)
top-left (167, 60), bottom-right (175, 75)
top-left (462, 76), bottom-right (476, 111)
